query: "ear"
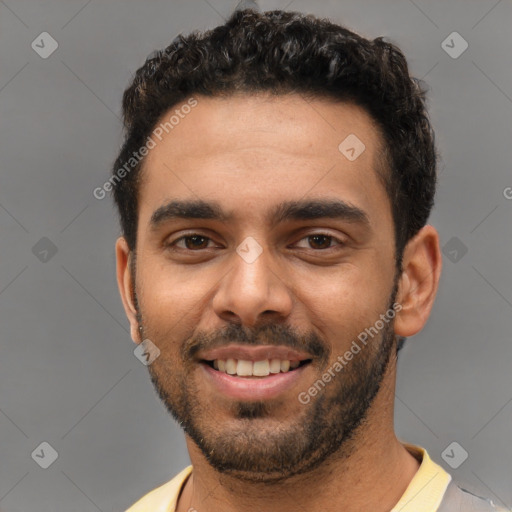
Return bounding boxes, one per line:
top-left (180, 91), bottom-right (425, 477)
top-left (394, 225), bottom-right (442, 338)
top-left (115, 236), bottom-right (141, 344)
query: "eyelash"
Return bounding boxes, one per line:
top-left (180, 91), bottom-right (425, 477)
top-left (166, 232), bottom-right (345, 252)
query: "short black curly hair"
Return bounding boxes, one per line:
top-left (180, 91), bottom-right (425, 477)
top-left (111, 8), bottom-right (437, 270)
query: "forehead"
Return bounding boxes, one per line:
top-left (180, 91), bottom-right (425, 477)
top-left (137, 93), bottom-right (390, 232)
top-left (144, 93), bottom-right (383, 164)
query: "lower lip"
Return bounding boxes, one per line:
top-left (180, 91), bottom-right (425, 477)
top-left (200, 363), bottom-right (309, 401)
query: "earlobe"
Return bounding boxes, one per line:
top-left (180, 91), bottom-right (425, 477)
top-left (115, 236), bottom-right (141, 344)
top-left (394, 225), bottom-right (442, 338)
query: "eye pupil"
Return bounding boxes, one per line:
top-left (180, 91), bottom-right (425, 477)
top-left (309, 235), bottom-right (331, 249)
top-left (185, 235), bottom-right (208, 249)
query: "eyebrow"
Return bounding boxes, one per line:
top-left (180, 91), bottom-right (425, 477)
top-left (149, 198), bottom-right (370, 230)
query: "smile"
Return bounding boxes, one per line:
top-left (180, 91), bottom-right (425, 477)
top-left (197, 344), bottom-right (314, 400)
top-left (204, 358), bottom-right (311, 377)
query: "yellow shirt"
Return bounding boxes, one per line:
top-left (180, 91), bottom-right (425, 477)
top-left (125, 443), bottom-right (453, 512)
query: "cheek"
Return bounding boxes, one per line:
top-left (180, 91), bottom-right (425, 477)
top-left (136, 259), bottom-right (214, 348)
top-left (301, 257), bottom-right (388, 302)
top-left (295, 261), bottom-right (394, 339)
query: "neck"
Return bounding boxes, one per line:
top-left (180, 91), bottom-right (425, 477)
top-left (176, 362), bottom-right (421, 512)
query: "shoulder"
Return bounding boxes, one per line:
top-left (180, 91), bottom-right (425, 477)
top-left (125, 465), bottom-right (193, 512)
top-left (438, 480), bottom-right (510, 512)
top-left (398, 443), bottom-right (509, 512)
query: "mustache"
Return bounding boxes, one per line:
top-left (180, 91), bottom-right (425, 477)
top-left (182, 322), bottom-right (329, 362)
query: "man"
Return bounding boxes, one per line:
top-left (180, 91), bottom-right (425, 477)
top-left (112, 8), bottom-right (508, 512)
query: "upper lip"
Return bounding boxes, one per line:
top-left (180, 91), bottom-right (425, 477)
top-left (197, 344), bottom-right (313, 362)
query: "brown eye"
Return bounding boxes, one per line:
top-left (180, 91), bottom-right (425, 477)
top-left (295, 233), bottom-right (344, 250)
top-left (184, 235), bottom-right (210, 249)
top-left (308, 234), bottom-right (333, 250)
top-left (169, 234), bottom-right (213, 250)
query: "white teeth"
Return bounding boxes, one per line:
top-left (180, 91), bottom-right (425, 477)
top-left (269, 359), bottom-right (281, 373)
top-left (253, 360), bottom-right (270, 376)
top-left (236, 360), bottom-right (253, 376)
top-left (210, 358), bottom-right (306, 376)
top-left (225, 358), bottom-right (237, 375)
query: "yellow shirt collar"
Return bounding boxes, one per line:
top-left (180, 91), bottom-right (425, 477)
top-left (391, 442), bottom-right (451, 512)
top-left (126, 443), bottom-right (451, 512)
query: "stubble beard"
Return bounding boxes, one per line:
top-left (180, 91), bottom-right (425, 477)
top-left (133, 257), bottom-right (399, 483)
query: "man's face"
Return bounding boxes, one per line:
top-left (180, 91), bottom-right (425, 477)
top-left (129, 94), bottom-right (399, 482)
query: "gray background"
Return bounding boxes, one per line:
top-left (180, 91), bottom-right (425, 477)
top-left (0, 0), bottom-right (511, 510)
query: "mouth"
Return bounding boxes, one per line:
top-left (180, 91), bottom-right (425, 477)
top-left (197, 344), bottom-right (314, 401)
top-left (202, 358), bottom-right (312, 377)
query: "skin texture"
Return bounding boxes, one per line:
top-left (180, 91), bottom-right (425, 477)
top-left (116, 93), bottom-right (442, 512)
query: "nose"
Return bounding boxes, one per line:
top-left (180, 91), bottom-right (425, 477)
top-left (212, 242), bottom-right (294, 327)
